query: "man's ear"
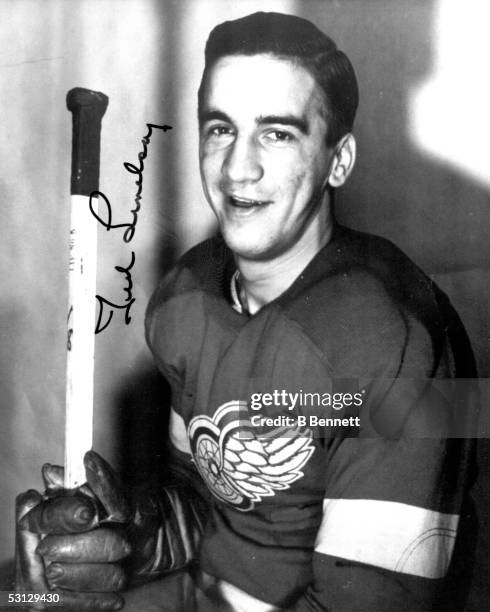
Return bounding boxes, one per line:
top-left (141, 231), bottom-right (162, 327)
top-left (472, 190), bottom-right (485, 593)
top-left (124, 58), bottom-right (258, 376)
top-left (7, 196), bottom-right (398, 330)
top-left (327, 133), bottom-right (356, 188)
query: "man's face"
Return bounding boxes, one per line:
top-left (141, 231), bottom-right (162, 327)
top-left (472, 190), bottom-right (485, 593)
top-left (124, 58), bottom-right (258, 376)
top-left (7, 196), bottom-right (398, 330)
top-left (199, 54), bottom-right (333, 262)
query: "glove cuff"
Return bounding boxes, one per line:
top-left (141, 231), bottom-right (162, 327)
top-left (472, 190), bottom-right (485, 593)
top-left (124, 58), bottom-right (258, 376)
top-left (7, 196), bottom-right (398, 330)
top-left (126, 481), bottom-right (208, 584)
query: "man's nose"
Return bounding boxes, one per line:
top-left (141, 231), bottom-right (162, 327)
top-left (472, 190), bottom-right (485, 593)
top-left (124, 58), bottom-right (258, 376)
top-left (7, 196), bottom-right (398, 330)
top-left (221, 136), bottom-right (263, 184)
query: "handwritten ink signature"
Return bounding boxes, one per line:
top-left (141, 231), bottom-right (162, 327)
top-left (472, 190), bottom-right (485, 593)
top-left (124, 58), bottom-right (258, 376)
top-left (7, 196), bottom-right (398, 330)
top-left (122, 123), bottom-right (172, 243)
top-left (94, 251), bottom-right (135, 334)
top-left (89, 123), bottom-right (172, 334)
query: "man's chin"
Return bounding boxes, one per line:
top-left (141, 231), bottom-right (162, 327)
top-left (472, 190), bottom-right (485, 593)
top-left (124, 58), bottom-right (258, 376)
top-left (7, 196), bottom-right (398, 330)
top-left (221, 232), bottom-right (279, 263)
top-left (221, 232), bottom-right (261, 259)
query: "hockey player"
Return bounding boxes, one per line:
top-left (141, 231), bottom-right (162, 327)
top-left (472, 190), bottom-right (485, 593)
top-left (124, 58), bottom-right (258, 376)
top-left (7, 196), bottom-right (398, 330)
top-left (16, 12), bottom-right (476, 611)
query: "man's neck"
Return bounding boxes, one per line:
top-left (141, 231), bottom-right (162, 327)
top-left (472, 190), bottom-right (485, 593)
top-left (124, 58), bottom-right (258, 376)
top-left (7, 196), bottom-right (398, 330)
top-left (235, 206), bottom-right (334, 315)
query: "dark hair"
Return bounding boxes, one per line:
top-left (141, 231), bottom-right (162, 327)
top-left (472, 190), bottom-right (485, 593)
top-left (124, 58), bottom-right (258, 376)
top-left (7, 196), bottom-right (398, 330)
top-left (198, 11), bottom-right (359, 147)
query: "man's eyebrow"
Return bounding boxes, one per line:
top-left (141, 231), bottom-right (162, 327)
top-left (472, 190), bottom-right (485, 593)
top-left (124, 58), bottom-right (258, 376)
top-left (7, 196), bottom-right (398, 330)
top-left (256, 114), bottom-right (310, 135)
top-left (199, 110), bottom-right (310, 135)
top-left (199, 109), bottom-right (232, 125)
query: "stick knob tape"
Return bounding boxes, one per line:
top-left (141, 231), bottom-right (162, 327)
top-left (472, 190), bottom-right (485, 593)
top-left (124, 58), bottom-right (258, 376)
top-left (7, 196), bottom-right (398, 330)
top-left (66, 88), bottom-right (109, 196)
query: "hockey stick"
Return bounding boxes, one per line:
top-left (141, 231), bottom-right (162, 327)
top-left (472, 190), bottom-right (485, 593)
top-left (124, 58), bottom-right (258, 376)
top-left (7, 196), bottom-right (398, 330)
top-left (65, 88), bottom-right (108, 489)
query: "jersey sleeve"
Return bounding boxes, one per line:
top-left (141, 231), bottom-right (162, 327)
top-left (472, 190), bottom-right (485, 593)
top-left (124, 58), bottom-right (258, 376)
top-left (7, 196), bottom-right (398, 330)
top-left (287, 281), bottom-right (476, 611)
top-left (287, 437), bottom-right (473, 612)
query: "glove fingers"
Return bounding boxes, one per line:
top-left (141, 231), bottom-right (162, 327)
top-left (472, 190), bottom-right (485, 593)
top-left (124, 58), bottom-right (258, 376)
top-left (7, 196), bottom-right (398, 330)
top-left (46, 562), bottom-right (127, 592)
top-left (42, 461), bottom-right (99, 499)
top-left (15, 490), bottom-right (49, 592)
top-left (54, 589), bottom-right (124, 611)
top-left (37, 528), bottom-right (131, 563)
top-left (42, 463), bottom-right (65, 492)
top-left (84, 451), bottom-right (130, 523)
top-left (16, 489), bottom-right (43, 524)
top-left (19, 495), bottom-right (99, 534)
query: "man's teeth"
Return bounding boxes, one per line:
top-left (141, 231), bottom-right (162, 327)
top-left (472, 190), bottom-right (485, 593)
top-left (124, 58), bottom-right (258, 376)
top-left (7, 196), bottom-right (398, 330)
top-left (230, 196), bottom-right (264, 208)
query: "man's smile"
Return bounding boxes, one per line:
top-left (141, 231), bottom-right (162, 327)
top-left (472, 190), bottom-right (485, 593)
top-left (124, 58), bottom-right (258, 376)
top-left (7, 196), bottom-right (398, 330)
top-left (227, 195), bottom-right (272, 210)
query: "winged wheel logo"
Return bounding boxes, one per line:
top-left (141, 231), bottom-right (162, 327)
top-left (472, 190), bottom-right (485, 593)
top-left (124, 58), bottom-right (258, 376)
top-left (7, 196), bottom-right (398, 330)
top-left (188, 401), bottom-right (314, 511)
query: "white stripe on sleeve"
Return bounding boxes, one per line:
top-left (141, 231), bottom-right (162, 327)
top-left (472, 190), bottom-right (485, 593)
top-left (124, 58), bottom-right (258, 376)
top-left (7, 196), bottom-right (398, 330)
top-left (315, 498), bottom-right (459, 578)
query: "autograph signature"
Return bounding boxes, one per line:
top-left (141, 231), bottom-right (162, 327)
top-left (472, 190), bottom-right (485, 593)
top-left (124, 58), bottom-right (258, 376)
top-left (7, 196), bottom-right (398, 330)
top-left (90, 123), bottom-right (172, 334)
top-left (94, 251), bottom-right (135, 334)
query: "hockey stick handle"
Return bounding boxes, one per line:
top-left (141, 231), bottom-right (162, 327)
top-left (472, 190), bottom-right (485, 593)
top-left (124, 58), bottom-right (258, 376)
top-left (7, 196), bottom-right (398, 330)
top-left (66, 88), bottom-right (109, 196)
top-left (65, 87), bottom-right (108, 489)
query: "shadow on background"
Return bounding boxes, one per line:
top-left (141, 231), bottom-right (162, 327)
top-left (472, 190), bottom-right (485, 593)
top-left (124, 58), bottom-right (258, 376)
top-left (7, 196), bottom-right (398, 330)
top-left (117, 365), bottom-right (172, 487)
top-left (327, 0), bottom-right (489, 375)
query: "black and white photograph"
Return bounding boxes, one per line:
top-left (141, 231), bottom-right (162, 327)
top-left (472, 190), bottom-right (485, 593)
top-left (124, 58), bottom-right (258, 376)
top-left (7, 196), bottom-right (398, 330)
top-left (1, 0), bottom-right (489, 610)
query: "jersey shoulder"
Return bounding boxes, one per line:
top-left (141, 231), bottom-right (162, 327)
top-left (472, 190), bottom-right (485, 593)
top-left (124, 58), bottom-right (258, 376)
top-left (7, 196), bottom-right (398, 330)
top-left (148, 236), bottom-right (231, 308)
top-left (281, 227), bottom-right (458, 377)
top-left (146, 235), bottom-right (232, 324)
top-left (144, 236), bottom-right (234, 373)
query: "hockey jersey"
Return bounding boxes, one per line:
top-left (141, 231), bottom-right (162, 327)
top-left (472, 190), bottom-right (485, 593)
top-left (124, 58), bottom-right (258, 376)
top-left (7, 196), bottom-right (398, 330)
top-left (145, 225), bottom-right (476, 611)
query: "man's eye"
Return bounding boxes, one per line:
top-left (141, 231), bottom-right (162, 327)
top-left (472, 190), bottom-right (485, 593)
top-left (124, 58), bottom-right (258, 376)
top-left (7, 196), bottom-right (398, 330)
top-left (208, 125), bottom-right (234, 138)
top-left (265, 130), bottom-right (294, 143)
